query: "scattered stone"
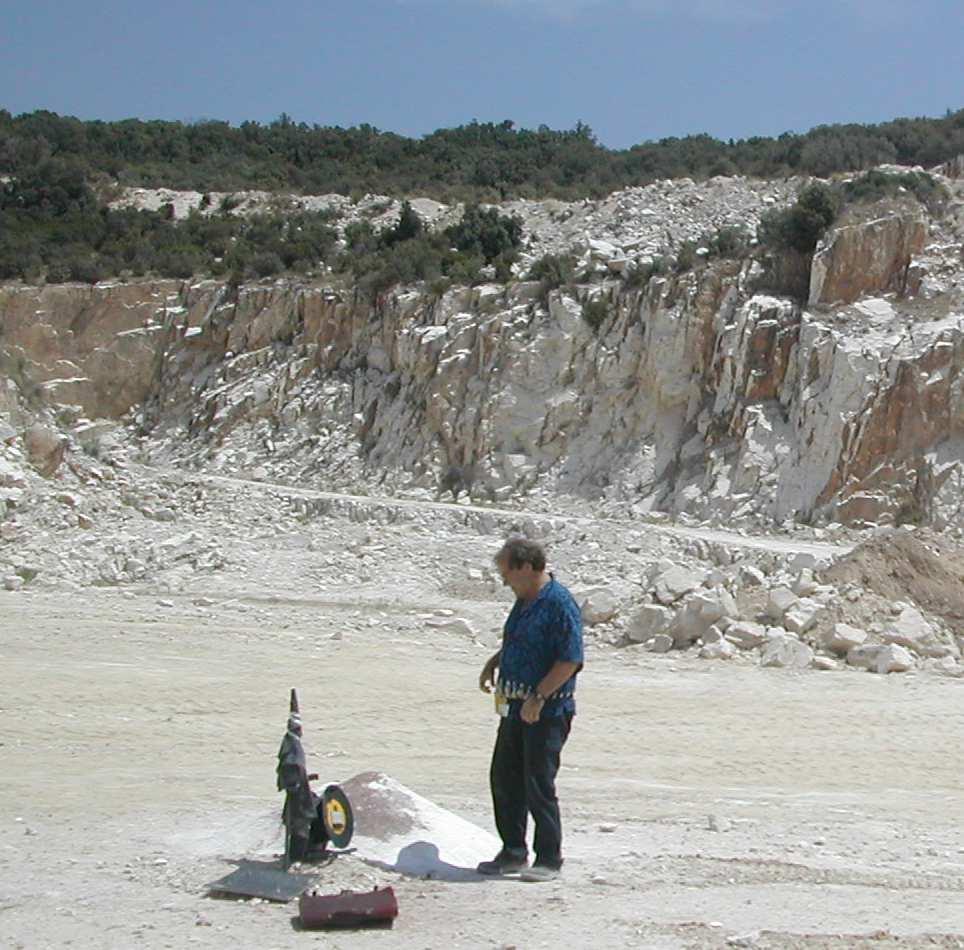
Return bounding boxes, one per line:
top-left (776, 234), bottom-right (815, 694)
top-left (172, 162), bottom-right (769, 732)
top-left (425, 617), bottom-right (476, 637)
top-left (727, 933), bottom-right (761, 948)
top-left (883, 604), bottom-right (950, 657)
top-left (653, 565), bottom-right (704, 605)
top-left (847, 644), bottom-right (885, 670)
top-left (760, 634), bottom-right (814, 669)
top-left (23, 424), bottom-right (66, 477)
top-left (701, 625), bottom-right (723, 644)
top-left (787, 552), bottom-right (820, 573)
top-left (648, 634), bottom-right (674, 653)
top-left (791, 569), bottom-right (818, 596)
top-left (627, 604), bottom-right (673, 643)
top-left (738, 564), bottom-right (766, 587)
top-left (579, 587), bottom-right (620, 625)
top-left (766, 587), bottom-right (798, 622)
top-left (725, 621), bottom-right (766, 650)
top-left (875, 643), bottom-right (915, 674)
top-left (783, 598), bottom-right (824, 634)
top-left (700, 639), bottom-right (735, 660)
top-left (825, 622), bottom-right (868, 655)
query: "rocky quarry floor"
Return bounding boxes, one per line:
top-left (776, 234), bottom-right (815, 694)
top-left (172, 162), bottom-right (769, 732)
top-left (1, 428), bottom-right (963, 949)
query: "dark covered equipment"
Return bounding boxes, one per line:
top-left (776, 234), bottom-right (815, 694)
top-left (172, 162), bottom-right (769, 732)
top-left (276, 688), bottom-right (355, 867)
top-left (205, 688), bottom-right (358, 904)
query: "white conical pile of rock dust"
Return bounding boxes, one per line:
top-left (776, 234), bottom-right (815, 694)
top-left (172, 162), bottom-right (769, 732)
top-left (340, 771), bottom-right (499, 879)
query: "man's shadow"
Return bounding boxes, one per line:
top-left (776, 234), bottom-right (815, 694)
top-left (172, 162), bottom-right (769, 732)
top-left (366, 841), bottom-right (486, 883)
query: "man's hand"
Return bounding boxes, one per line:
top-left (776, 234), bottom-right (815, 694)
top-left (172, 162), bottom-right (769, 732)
top-left (520, 694), bottom-right (544, 724)
top-left (479, 653), bottom-right (500, 693)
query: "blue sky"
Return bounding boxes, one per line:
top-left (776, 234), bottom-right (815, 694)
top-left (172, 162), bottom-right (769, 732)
top-left (2, 0), bottom-right (962, 149)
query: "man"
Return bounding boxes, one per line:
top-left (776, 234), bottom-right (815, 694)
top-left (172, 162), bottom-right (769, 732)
top-left (477, 536), bottom-right (583, 882)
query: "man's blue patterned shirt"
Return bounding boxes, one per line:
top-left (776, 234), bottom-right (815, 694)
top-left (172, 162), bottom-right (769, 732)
top-left (497, 575), bottom-right (584, 719)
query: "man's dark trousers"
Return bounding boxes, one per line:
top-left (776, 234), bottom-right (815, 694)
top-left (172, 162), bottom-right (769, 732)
top-left (489, 712), bottom-right (573, 869)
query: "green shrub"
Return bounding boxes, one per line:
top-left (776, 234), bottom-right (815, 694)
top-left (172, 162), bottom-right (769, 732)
top-left (251, 251), bottom-right (284, 278)
top-left (428, 276), bottom-right (452, 299)
top-left (344, 220), bottom-right (376, 253)
top-left (441, 253), bottom-right (478, 285)
top-left (581, 298), bottom-right (610, 332)
top-left (492, 252), bottom-right (515, 283)
top-left (759, 182), bottom-right (840, 254)
top-left (841, 169), bottom-right (946, 212)
top-left (529, 254), bottom-right (576, 305)
top-left (674, 241), bottom-right (698, 273)
top-left (527, 252), bottom-right (576, 291)
top-left (155, 249), bottom-right (199, 279)
top-left (380, 200), bottom-right (422, 247)
top-left (623, 256), bottom-right (667, 289)
top-left (67, 253), bottom-right (105, 284)
top-left (445, 204), bottom-right (523, 263)
top-left (705, 225), bottom-right (751, 258)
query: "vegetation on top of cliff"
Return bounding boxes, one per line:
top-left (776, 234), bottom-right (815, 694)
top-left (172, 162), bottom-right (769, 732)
top-left (0, 159), bottom-right (340, 283)
top-left (758, 169), bottom-right (948, 256)
top-left (0, 168), bottom-right (525, 290)
top-left (0, 126), bottom-right (951, 292)
top-left (1, 107), bottom-right (963, 201)
top-left (331, 200), bottom-right (524, 300)
top-left (750, 168), bottom-right (949, 299)
top-left (759, 182), bottom-right (842, 255)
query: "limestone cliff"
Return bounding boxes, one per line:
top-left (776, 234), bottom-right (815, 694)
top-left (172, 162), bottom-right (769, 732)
top-left (2, 167), bottom-right (964, 530)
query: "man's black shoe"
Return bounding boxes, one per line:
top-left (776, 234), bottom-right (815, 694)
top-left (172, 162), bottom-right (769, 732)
top-left (476, 848), bottom-right (528, 875)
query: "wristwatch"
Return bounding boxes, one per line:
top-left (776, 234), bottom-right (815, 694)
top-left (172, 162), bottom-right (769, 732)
top-left (533, 690), bottom-right (547, 703)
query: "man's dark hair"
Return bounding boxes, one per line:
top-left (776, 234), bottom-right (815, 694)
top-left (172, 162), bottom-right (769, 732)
top-left (495, 536), bottom-right (546, 571)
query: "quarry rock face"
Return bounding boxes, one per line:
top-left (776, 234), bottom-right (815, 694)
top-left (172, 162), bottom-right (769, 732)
top-left (809, 208), bottom-right (928, 306)
top-left (0, 280), bottom-right (191, 419)
top-left (2, 165), bottom-right (964, 532)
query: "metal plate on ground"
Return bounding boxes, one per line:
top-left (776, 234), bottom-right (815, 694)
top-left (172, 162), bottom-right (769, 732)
top-left (322, 784), bottom-right (354, 849)
top-left (206, 862), bottom-right (314, 902)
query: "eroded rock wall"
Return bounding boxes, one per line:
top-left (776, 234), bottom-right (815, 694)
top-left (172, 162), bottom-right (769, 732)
top-left (3, 171), bottom-right (964, 530)
top-left (143, 260), bottom-right (964, 530)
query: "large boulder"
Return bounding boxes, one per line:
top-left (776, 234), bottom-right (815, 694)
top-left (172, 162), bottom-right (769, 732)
top-left (653, 565), bottom-right (705, 605)
top-left (874, 643), bottom-right (916, 674)
top-left (883, 604), bottom-right (957, 658)
top-left (579, 588), bottom-right (621, 626)
top-left (669, 586), bottom-right (738, 647)
top-left (725, 621), bottom-right (767, 650)
top-left (766, 587), bottom-right (798, 622)
top-left (760, 632), bottom-right (814, 669)
top-left (783, 597), bottom-right (824, 634)
top-left (825, 622), bottom-right (868, 655)
top-left (627, 604), bottom-right (674, 643)
top-left (847, 644), bottom-right (885, 670)
top-left (23, 424), bottom-right (66, 477)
